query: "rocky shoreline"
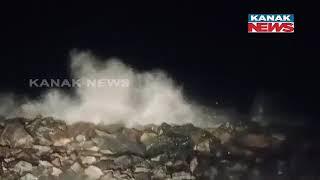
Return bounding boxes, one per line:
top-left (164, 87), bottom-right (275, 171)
top-left (0, 116), bottom-right (318, 179)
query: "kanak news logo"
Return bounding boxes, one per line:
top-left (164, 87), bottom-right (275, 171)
top-left (248, 14), bottom-right (294, 33)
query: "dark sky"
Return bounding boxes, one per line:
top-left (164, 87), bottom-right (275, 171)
top-left (0, 1), bottom-right (319, 118)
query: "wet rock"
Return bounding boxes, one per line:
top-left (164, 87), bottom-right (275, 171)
top-left (31, 160), bottom-right (62, 178)
top-left (0, 122), bottom-right (34, 148)
top-left (150, 153), bottom-right (169, 163)
top-left (78, 150), bottom-right (101, 157)
top-left (51, 167), bottom-right (63, 177)
top-left (136, 124), bottom-right (159, 133)
top-left (25, 117), bottom-right (69, 146)
top-left (68, 122), bottom-right (96, 139)
top-left (34, 160), bottom-right (57, 177)
top-left (171, 171), bottom-right (195, 180)
top-left (0, 117), bottom-right (303, 179)
top-left (140, 132), bottom-right (158, 146)
top-left (134, 172), bottom-right (151, 180)
top-left (100, 149), bottom-right (116, 155)
top-left (81, 156), bottom-right (97, 165)
top-left (188, 129), bottom-right (214, 146)
top-left (4, 157), bottom-right (15, 163)
top-left (51, 158), bottom-right (61, 167)
top-left (81, 140), bottom-right (99, 151)
top-left (20, 173), bottom-right (38, 180)
top-left (60, 172), bottom-right (85, 180)
top-left (113, 155), bottom-right (141, 170)
top-left (94, 159), bottom-right (116, 170)
top-left (135, 167), bottom-right (151, 173)
top-left (13, 161), bottom-right (33, 175)
top-left (32, 145), bottom-right (52, 156)
top-left (66, 142), bottom-right (81, 153)
top-left (100, 172), bottom-right (118, 180)
top-left (156, 123), bottom-right (171, 135)
top-left (84, 165), bottom-right (103, 180)
top-left (136, 159), bottom-right (152, 170)
top-left (96, 123), bottom-right (125, 134)
top-left (70, 162), bottom-right (83, 173)
top-left (53, 137), bottom-right (72, 146)
top-left (152, 166), bottom-right (169, 179)
top-left (121, 128), bottom-right (142, 143)
top-left (49, 153), bottom-right (73, 168)
top-left (92, 130), bottom-right (145, 155)
top-left (114, 172), bottom-right (133, 180)
top-left (16, 149), bottom-right (40, 165)
top-left (161, 124), bottom-right (201, 138)
top-left (86, 145), bottom-right (100, 152)
top-left (75, 134), bottom-right (86, 143)
top-left (0, 168), bottom-right (11, 180)
top-left (190, 157), bottom-right (198, 173)
top-left (146, 132), bottom-right (192, 160)
top-left (0, 146), bottom-right (22, 158)
top-left (193, 139), bottom-right (211, 153)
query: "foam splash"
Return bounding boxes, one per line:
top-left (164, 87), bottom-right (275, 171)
top-left (1, 51), bottom-right (231, 127)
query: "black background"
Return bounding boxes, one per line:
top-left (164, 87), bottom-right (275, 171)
top-left (0, 1), bottom-right (319, 121)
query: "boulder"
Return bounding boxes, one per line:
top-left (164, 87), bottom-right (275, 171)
top-left (32, 145), bottom-right (52, 156)
top-left (20, 173), bottom-right (38, 180)
top-left (81, 156), bottom-right (97, 165)
top-left (140, 132), bottom-right (158, 146)
top-left (13, 161), bottom-right (33, 175)
top-left (146, 132), bottom-right (192, 160)
top-left (92, 130), bottom-right (145, 156)
top-left (0, 122), bottom-right (34, 148)
top-left (84, 165), bottom-right (103, 180)
top-left (193, 139), bottom-right (211, 153)
top-left (68, 122), bottom-right (96, 139)
top-left (69, 162), bottom-right (83, 173)
top-left (25, 117), bottom-right (69, 146)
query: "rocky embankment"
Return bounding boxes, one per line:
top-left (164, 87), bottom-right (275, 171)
top-left (0, 117), bottom-right (317, 179)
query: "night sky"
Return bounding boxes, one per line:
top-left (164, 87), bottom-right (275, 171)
top-left (0, 1), bottom-right (319, 122)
